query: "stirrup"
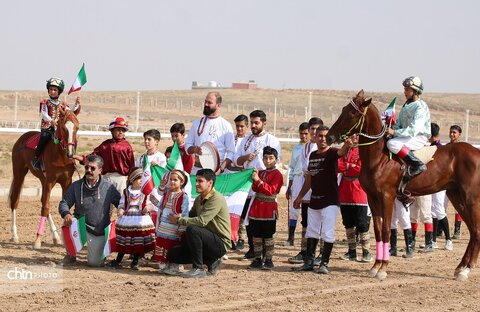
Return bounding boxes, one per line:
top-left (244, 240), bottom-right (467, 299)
top-left (397, 192), bottom-right (415, 210)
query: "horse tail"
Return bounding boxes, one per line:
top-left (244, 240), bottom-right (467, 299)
top-left (9, 136), bottom-right (30, 210)
top-left (8, 169), bottom-right (27, 210)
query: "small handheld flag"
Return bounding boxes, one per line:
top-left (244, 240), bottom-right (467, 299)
top-left (68, 63), bottom-right (87, 95)
top-left (381, 97), bottom-right (397, 127)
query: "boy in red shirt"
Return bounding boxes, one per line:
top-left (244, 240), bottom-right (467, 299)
top-left (247, 146), bottom-right (283, 270)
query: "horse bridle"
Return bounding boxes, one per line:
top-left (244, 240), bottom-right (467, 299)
top-left (339, 99), bottom-right (387, 147)
top-left (55, 113), bottom-right (77, 150)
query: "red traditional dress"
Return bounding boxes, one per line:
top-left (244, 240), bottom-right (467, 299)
top-left (115, 187), bottom-right (156, 254)
top-left (337, 146), bottom-right (367, 206)
top-left (248, 168), bottom-right (284, 238)
top-left (152, 190), bottom-right (190, 263)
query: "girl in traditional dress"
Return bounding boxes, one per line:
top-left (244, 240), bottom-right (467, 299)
top-left (153, 169), bottom-right (190, 274)
top-left (107, 167), bottom-right (156, 270)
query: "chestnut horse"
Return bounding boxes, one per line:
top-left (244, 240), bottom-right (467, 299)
top-left (327, 90), bottom-right (480, 281)
top-left (9, 106), bottom-right (80, 249)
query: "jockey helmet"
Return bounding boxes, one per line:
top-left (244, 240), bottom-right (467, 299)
top-left (109, 116), bottom-right (128, 131)
top-left (402, 76), bottom-right (423, 94)
top-left (46, 77), bottom-right (65, 94)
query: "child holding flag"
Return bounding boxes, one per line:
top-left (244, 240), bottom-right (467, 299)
top-left (136, 129), bottom-right (167, 169)
top-left (107, 167), bottom-right (156, 270)
top-left (247, 147), bottom-right (283, 270)
top-left (31, 77), bottom-right (80, 170)
top-left (153, 169), bottom-right (190, 274)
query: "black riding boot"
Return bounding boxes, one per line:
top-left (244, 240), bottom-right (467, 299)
top-left (403, 151), bottom-right (427, 177)
top-left (317, 242), bottom-right (334, 274)
top-left (291, 238), bottom-right (317, 271)
top-left (421, 231), bottom-right (434, 253)
top-left (403, 229), bottom-right (414, 258)
top-left (284, 226), bottom-right (295, 246)
top-left (453, 221), bottom-right (461, 239)
top-left (390, 229), bottom-right (398, 256)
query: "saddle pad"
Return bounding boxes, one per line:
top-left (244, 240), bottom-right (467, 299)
top-left (413, 146), bottom-right (437, 164)
top-left (25, 133), bottom-right (40, 150)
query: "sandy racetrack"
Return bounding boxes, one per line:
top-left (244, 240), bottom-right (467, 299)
top-left (0, 196), bottom-right (479, 311)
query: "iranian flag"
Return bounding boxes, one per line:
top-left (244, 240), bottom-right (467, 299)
top-left (148, 143), bottom-right (253, 241)
top-left (68, 63), bottom-right (87, 95)
top-left (102, 220), bottom-right (116, 259)
top-left (188, 169), bottom-right (253, 242)
top-left (62, 216), bottom-right (87, 257)
top-left (141, 162), bottom-right (155, 208)
top-left (381, 97), bottom-right (397, 126)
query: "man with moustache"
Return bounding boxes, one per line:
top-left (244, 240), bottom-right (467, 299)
top-left (59, 154), bottom-right (121, 267)
top-left (234, 109), bottom-right (281, 259)
top-left (185, 91), bottom-right (236, 175)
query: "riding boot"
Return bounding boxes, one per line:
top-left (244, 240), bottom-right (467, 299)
top-left (291, 238), bottom-right (317, 271)
top-left (421, 231), bottom-right (434, 253)
top-left (316, 242), bottom-right (334, 274)
top-left (432, 218), bottom-right (439, 243)
top-left (453, 220), bottom-right (461, 239)
top-left (283, 226), bottom-right (295, 246)
top-left (389, 229), bottom-right (398, 257)
top-left (402, 229), bottom-right (414, 258)
top-left (403, 151), bottom-right (427, 177)
top-left (32, 129), bottom-right (51, 169)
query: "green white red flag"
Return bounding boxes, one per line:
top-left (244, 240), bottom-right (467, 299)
top-left (381, 97), bottom-right (397, 126)
top-left (102, 220), bottom-right (117, 259)
top-left (62, 216), bottom-right (87, 256)
top-left (68, 63), bottom-right (87, 95)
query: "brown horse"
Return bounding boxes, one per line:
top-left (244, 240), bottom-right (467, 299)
top-left (327, 90), bottom-right (480, 281)
top-left (9, 106), bottom-right (80, 249)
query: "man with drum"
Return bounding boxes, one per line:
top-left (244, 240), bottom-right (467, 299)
top-left (185, 92), bottom-right (236, 175)
top-left (234, 109), bottom-right (281, 259)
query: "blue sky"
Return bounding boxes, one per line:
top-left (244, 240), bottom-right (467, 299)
top-left (1, 1), bottom-right (479, 93)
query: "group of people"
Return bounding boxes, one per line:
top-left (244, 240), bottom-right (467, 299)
top-left (36, 75), bottom-right (465, 278)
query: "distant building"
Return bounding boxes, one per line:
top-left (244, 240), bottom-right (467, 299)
top-left (232, 80), bottom-right (257, 89)
top-left (192, 81), bottom-right (222, 89)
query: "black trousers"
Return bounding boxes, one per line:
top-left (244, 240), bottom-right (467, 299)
top-left (167, 225), bottom-right (226, 268)
top-left (35, 128), bottom-right (54, 157)
top-left (340, 205), bottom-right (370, 233)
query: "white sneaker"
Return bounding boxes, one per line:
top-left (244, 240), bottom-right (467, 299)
top-left (158, 262), bottom-right (167, 271)
top-left (432, 241), bottom-right (438, 249)
top-left (222, 254), bottom-right (229, 260)
top-left (445, 239), bottom-right (453, 251)
top-left (163, 263), bottom-right (181, 276)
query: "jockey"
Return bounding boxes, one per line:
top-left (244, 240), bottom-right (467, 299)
top-left (386, 76), bottom-right (431, 177)
top-left (31, 77), bottom-right (80, 170)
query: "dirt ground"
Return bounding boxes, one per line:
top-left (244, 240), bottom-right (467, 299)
top-left (0, 196), bottom-right (479, 312)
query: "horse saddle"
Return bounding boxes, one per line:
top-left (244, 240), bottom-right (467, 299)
top-left (412, 145), bottom-right (437, 165)
top-left (397, 145), bottom-right (437, 209)
top-left (25, 133), bottom-right (41, 150)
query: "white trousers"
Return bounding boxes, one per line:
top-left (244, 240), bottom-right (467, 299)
top-left (288, 174), bottom-right (303, 220)
top-left (410, 195), bottom-right (432, 224)
top-left (391, 199), bottom-right (411, 230)
top-left (386, 135), bottom-right (428, 154)
top-left (431, 190), bottom-right (447, 219)
top-left (305, 205), bottom-right (339, 243)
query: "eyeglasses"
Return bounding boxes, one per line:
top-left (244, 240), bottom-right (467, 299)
top-left (84, 165), bottom-right (97, 171)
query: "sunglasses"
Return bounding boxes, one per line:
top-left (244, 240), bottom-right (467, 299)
top-left (84, 165), bottom-right (97, 171)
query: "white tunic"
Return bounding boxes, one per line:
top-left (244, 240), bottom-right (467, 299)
top-left (234, 133), bottom-right (281, 170)
top-left (301, 142), bottom-right (318, 202)
top-left (185, 116), bottom-right (236, 172)
top-left (136, 152), bottom-right (167, 168)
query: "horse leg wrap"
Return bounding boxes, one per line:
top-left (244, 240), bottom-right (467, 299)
top-left (376, 241), bottom-right (384, 261)
top-left (383, 242), bottom-right (390, 261)
top-left (37, 216), bottom-right (47, 236)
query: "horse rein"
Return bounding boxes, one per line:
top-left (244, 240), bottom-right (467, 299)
top-left (340, 99), bottom-right (387, 147)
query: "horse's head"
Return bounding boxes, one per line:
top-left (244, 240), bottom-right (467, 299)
top-left (57, 108), bottom-right (80, 158)
top-left (327, 89), bottom-right (372, 145)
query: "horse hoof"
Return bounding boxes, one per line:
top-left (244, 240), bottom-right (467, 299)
top-left (376, 271), bottom-right (387, 280)
top-left (368, 269), bottom-right (378, 278)
top-left (455, 268), bottom-right (470, 281)
top-left (32, 241), bottom-right (42, 249)
top-left (10, 237), bottom-right (19, 243)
